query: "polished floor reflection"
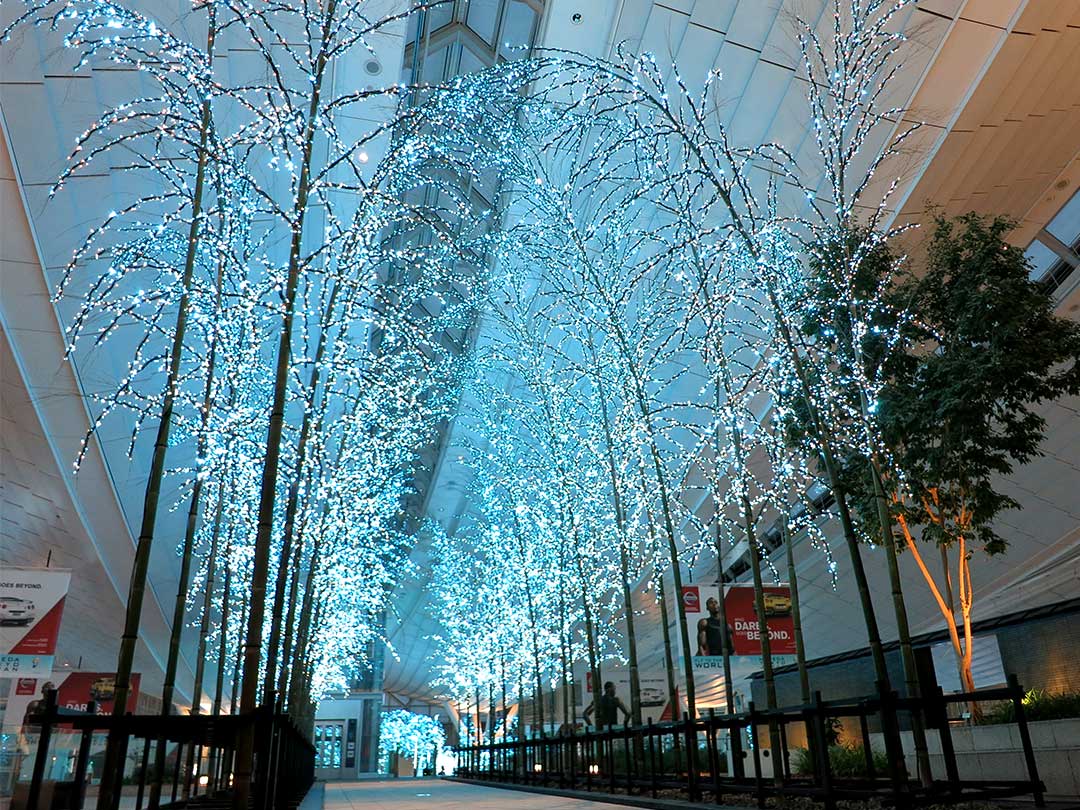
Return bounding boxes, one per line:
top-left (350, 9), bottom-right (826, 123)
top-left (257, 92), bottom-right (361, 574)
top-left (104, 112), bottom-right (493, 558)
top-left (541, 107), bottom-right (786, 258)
top-left (321, 778), bottom-right (623, 809)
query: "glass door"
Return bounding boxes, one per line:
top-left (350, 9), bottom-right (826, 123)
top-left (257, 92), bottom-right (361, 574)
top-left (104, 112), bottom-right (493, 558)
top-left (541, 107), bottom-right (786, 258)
top-left (314, 722), bottom-right (345, 780)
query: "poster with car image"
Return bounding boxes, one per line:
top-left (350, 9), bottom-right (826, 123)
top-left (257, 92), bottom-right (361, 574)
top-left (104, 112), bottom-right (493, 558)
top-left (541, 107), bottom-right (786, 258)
top-left (1, 671), bottom-right (140, 732)
top-left (0, 568), bottom-right (70, 676)
top-left (681, 583), bottom-right (795, 662)
top-left (576, 666), bottom-right (676, 724)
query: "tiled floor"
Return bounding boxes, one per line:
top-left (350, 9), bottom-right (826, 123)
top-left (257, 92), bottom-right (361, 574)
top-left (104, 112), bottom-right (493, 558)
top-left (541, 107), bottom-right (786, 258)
top-left (321, 778), bottom-right (624, 809)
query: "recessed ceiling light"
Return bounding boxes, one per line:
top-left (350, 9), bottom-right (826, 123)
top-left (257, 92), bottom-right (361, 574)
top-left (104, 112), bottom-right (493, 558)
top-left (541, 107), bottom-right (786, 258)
top-left (571, 12), bottom-right (583, 24)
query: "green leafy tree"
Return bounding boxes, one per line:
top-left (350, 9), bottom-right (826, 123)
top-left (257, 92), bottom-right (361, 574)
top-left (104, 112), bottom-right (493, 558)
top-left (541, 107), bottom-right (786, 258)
top-left (883, 214), bottom-right (1080, 701)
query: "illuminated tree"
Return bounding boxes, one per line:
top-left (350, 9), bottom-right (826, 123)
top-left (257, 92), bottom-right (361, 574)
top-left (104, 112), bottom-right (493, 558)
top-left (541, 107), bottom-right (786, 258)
top-left (379, 710), bottom-right (446, 775)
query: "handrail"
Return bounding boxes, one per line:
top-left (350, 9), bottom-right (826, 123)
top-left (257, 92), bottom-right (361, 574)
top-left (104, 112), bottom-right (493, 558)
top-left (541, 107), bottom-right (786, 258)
top-left (18, 690), bottom-right (313, 810)
top-left (454, 675), bottom-right (1046, 809)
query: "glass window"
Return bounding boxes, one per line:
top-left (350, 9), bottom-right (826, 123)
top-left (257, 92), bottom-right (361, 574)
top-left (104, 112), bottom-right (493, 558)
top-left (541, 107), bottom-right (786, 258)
top-left (475, 165), bottom-right (499, 202)
top-left (1024, 239), bottom-right (1059, 282)
top-left (465, 0), bottom-right (500, 45)
top-left (1046, 188), bottom-right (1080, 247)
top-left (315, 723), bottom-right (344, 769)
top-left (458, 42), bottom-right (487, 75)
top-left (406, 10), bottom-right (420, 46)
top-left (426, 1), bottom-right (456, 34)
top-left (498, 0), bottom-right (536, 60)
top-left (423, 43), bottom-right (451, 82)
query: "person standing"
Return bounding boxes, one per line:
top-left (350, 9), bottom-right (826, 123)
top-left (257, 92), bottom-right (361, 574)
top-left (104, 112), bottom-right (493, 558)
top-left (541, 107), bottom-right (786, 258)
top-left (697, 596), bottom-right (735, 656)
top-left (583, 681), bottom-right (631, 729)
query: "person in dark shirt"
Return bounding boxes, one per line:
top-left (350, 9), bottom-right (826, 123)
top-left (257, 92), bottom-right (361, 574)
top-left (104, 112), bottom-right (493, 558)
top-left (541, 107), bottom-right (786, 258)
top-left (583, 681), bottom-right (631, 729)
top-left (696, 597), bottom-right (735, 656)
top-left (22, 681), bottom-right (56, 729)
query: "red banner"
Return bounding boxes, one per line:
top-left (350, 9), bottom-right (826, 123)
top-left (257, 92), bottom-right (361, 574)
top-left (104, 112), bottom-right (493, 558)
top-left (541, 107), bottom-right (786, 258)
top-left (724, 586), bottom-right (795, 656)
top-left (683, 584), bottom-right (795, 658)
top-left (56, 672), bottom-right (141, 715)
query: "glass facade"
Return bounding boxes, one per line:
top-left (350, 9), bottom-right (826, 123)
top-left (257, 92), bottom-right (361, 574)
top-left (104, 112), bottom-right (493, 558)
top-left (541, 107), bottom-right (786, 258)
top-left (1025, 188), bottom-right (1080, 291)
top-left (404, 0), bottom-right (542, 85)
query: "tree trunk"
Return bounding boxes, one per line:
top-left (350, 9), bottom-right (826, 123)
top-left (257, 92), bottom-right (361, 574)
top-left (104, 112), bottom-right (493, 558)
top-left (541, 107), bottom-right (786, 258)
top-left (573, 536), bottom-right (602, 727)
top-left (263, 279), bottom-right (340, 705)
top-left (958, 538), bottom-right (981, 720)
top-left (870, 463), bottom-right (932, 785)
top-left (894, 511), bottom-right (974, 701)
top-left (213, 548), bottom-right (232, 717)
top-left (781, 520), bottom-right (810, 704)
top-left (557, 587), bottom-right (572, 733)
top-left (500, 652), bottom-right (509, 741)
top-left (276, 534), bottom-right (305, 705)
top-left (208, 542), bottom-right (231, 788)
top-left (181, 484), bottom-right (224, 801)
top-left (740, 491), bottom-right (783, 779)
top-left (512, 519), bottom-right (545, 738)
top-left (638, 494), bottom-right (678, 724)
top-left (654, 562), bottom-right (679, 723)
top-left (288, 538), bottom-right (322, 716)
top-left (711, 519), bottom-right (743, 777)
top-left (592, 353), bottom-right (642, 724)
top-left (150, 206), bottom-right (229, 809)
top-left (582, 276), bottom-right (695, 718)
top-left (231, 597), bottom-right (247, 715)
top-left (761, 283), bottom-right (892, 691)
top-left (517, 668), bottom-right (526, 742)
top-left (232, 3), bottom-right (337, 807)
top-left (96, 17), bottom-right (217, 810)
top-left (474, 688), bottom-right (482, 746)
top-left (646, 443), bottom-right (697, 719)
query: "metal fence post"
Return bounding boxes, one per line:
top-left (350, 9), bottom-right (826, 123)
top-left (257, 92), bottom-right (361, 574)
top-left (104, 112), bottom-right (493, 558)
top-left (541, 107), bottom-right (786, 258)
top-left (646, 719), bottom-right (657, 798)
top-left (748, 702), bottom-right (763, 809)
top-left (929, 684), bottom-right (958, 796)
top-left (857, 706), bottom-right (876, 780)
top-left (171, 732), bottom-right (183, 805)
top-left (27, 688), bottom-right (58, 810)
top-left (684, 712), bottom-right (700, 802)
top-left (778, 719), bottom-right (791, 781)
top-left (811, 692), bottom-right (834, 810)
top-left (1008, 674), bottom-right (1045, 807)
top-left (877, 681), bottom-right (907, 808)
top-left (606, 724), bottom-right (615, 794)
top-left (135, 736), bottom-right (151, 810)
top-left (72, 701), bottom-right (97, 810)
top-left (706, 709), bottom-right (721, 802)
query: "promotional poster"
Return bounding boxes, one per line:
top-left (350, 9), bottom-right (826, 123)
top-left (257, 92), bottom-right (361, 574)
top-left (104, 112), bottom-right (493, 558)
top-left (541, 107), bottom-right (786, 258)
top-left (0, 568), bottom-right (71, 677)
top-left (682, 583), bottom-right (796, 661)
top-left (1, 672), bottom-right (141, 732)
top-left (681, 584), bottom-right (797, 714)
top-left (580, 668), bottom-right (671, 719)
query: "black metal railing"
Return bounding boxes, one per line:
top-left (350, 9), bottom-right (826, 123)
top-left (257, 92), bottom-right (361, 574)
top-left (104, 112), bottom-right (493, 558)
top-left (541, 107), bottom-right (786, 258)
top-left (455, 675), bottom-right (1045, 809)
top-left (10, 690), bottom-right (313, 810)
